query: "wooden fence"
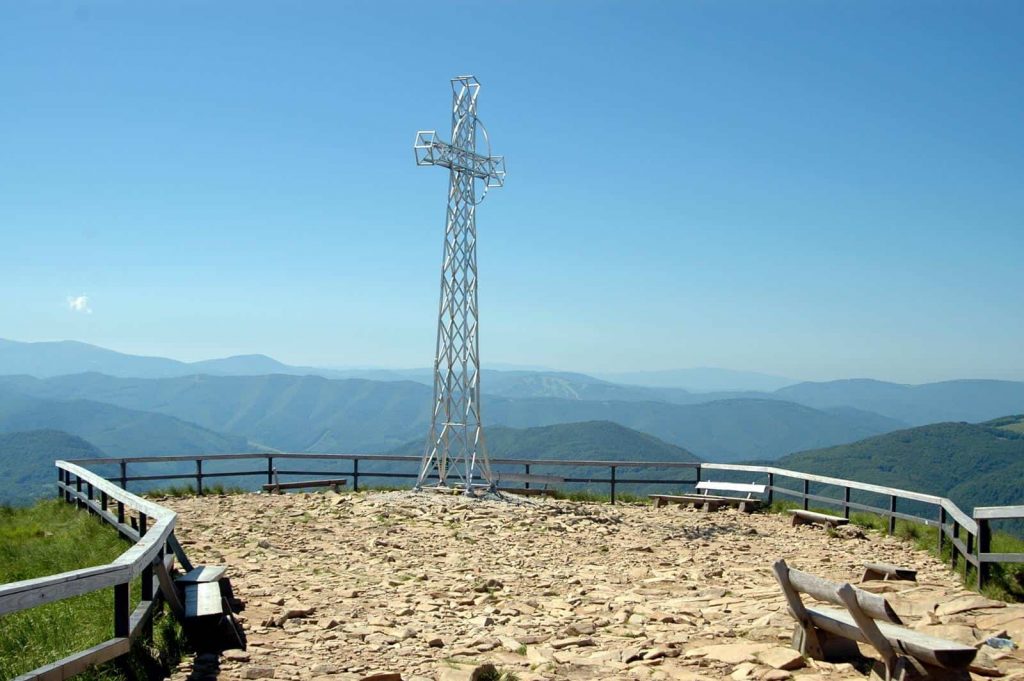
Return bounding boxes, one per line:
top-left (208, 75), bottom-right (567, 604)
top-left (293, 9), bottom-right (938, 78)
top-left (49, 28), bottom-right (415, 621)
top-left (0, 461), bottom-right (186, 681)
top-left (2, 454), bottom-right (1022, 679)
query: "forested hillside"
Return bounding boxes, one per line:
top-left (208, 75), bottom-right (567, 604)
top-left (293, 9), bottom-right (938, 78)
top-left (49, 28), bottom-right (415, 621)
top-left (0, 430), bottom-right (106, 504)
top-left (777, 417), bottom-right (1024, 514)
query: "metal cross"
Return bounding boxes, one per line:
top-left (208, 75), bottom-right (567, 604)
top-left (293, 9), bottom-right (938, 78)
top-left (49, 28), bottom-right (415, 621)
top-left (413, 75), bottom-right (505, 494)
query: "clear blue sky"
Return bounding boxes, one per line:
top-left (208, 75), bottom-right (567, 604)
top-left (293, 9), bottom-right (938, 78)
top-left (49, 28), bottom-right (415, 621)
top-left (2, 1), bottom-right (1022, 383)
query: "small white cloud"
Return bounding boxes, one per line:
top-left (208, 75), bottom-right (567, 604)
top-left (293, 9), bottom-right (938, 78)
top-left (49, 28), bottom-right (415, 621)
top-left (67, 295), bottom-right (92, 314)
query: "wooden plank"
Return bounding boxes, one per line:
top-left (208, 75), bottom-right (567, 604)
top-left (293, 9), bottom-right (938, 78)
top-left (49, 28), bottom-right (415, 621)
top-left (861, 563), bottom-right (917, 582)
top-left (787, 567), bottom-right (902, 624)
top-left (789, 509), bottom-right (849, 527)
top-left (979, 552), bottom-right (1024, 563)
top-left (696, 481), bottom-right (766, 494)
top-left (184, 582), bottom-right (224, 618)
top-left (261, 478), bottom-right (347, 491)
top-left (11, 637), bottom-right (130, 681)
top-left (975, 505), bottom-right (1024, 520)
top-left (176, 565), bottom-right (227, 584)
top-left (806, 605), bottom-right (977, 670)
top-left (128, 599), bottom-right (158, 641)
top-left (942, 498), bottom-right (976, 532)
top-left (0, 564), bottom-right (128, 617)
top-left (156, 555), bottom-right (185, 620)
top-left (702, 463), bottom-right (945, 505)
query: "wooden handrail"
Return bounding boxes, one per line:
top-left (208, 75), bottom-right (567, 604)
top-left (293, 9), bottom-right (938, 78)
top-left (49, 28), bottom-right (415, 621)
top-left (0, 461), bottom-right (176, 618)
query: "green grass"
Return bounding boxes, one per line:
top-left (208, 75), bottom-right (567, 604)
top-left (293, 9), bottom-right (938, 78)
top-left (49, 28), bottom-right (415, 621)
top-left (547, 488), bottom-right (651, 505)
top-left (0, 500), bottom-right (187, 679)
top-left (767, 500), bottom-right (1024, 602)
top-left (143, 483), bottom-right (246, 498)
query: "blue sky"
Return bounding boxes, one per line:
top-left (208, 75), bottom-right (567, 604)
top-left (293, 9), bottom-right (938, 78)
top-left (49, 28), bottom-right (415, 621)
top-left (1, 1), bottom-right (1022, 383)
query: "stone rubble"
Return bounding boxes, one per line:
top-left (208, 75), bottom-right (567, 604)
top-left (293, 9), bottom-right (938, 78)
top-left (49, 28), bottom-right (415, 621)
top-left (162, 490), bottom-right (1024, 681)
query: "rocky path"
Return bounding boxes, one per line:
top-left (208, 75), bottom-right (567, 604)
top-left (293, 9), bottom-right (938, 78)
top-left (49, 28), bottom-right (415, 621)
top-left (163, 491), bottom-right (1024, 681)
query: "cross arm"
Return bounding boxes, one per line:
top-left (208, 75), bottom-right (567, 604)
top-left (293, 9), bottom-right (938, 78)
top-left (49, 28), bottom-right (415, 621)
top-left (414, 131), bottom-right (506, 188)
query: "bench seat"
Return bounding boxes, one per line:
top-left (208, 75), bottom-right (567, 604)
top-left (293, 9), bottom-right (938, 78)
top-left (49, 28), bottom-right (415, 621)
top-left (807, 605), bottom-right (976, 670)
top-left (262, 478), bottom-right (347, 493)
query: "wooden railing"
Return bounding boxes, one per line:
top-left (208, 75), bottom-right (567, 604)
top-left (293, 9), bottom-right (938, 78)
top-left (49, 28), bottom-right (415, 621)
top-left (3, 453), bottom-right (1021, 679)
top-left (66, 453), bottom-right (1024, 590)
top-left (64, 452), bottom-right (703, 500)
top-left (703, 463), bottom-right (1018, 590)
top-left (0, 461), bottom-right (184, 681)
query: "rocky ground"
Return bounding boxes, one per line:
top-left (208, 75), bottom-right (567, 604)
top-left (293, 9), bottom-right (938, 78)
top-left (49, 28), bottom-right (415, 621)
top-left (163, 491), bottom-right (1024, 681)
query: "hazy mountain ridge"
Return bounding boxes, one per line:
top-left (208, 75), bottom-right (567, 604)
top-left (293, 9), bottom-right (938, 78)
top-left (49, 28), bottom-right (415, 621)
top-left (0, 383), bottom-right (250, 457)
top-left (0, 373), bottom-right (901, 461)
top-left (776, 378), bottom-right (1024, 425)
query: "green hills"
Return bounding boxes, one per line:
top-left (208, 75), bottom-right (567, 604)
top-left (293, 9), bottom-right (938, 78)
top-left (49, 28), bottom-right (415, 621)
top-left (391, 420), bottom-right (700, 462)
top-left (0, 430), bottom-right (106, 505)
top-left (777, 416), bottom-right (1024, 514)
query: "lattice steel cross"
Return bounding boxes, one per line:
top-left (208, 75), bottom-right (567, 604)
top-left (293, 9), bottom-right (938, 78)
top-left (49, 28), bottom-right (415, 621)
top-left (413, 75), bottom-right (506, 493)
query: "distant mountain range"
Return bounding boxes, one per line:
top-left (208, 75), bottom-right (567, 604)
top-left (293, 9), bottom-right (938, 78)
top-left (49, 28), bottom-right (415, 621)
top-left (2, 337), bottom-right (1024, 506)
top-left (0, 373), bottom-right (903, 461)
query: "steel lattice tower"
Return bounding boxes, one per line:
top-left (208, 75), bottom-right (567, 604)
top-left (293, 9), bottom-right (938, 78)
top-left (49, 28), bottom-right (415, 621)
top-left (413, 76), bottom-right (506, 493)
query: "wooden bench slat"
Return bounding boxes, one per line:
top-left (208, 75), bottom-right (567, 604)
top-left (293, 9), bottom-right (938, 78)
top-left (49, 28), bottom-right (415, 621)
top-left (789, 509), bottom-right (849, 527)
top-left (176, 565), bottom-right (227, 584)
top-left (695, 481), bottom-right (767, 494)
top-left (787, 566), bottom-right (901, 624)
top-left (807, 606), bottom-right (976, 670)
top-left (262, 478), bottom-right (347, 492)
top-left (861, 562), bottom-right (917, 582)
top-left (184, 582), bottom-right (223, 618)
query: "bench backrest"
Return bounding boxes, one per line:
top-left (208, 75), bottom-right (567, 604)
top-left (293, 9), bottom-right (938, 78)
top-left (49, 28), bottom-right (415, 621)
top-left (774, 559), bottom-right (902, 624)
top-left (696, 481), bottom-right (767, 497)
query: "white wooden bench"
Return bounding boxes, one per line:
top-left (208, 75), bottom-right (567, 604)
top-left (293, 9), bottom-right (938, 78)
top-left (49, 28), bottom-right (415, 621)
top-left (650, 481), bottom-right (766, 513)
top-left (862, 562), bottom-right (918, 583)
top-left (789, 509), bottom-right (849, 528)
top-left (772, 559), bottom-right (975, 680)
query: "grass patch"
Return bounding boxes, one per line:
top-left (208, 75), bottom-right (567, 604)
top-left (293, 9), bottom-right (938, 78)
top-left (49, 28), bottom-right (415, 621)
top-left (767, 500), bottom-right (1024, 602)
top-left (0, 500), bottom-right (188, 679)
top-left (548, 489), bottom-right (650, 505)
top-left (144, 483), bottom-right (246, 498)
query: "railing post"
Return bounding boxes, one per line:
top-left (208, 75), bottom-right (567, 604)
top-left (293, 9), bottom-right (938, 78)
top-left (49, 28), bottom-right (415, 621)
top-left (196, 459), bottom-right (203, 496)
top-left (139, 513), bottom-right (153, 601)
top-left (802, 479), bottom-right (809, 511)
top-left (766, 472), bottom-right (774, 505)
top-left (57, 467), bottom-right (64, 499)
top-left (966, 531), bottom-right (974, 578)
top-left (353, 457), bottom-right (360, 492)
top-left (114, 582), bottom-right (130, 638)
top-left (610, 466), bottom-right (617, 505)
top-left (119, 459), bottom-right (127, 491)
top-left (101, 490), bottom-right (109, 513)
top-left (523, 463), bottom-right (530, 491)
top-left (695, 465), bottom-right (702, 484)
top-left (87, 483), bottom-right (94, 514)
top-left (843, 487), bottom-right (851, 519)
top-left (888, 496), bottom-right (897, 535)
top-left (267, 456), bottom-right (275, 486)
top-left (950, 520), bottom-right (959, 571)
top-left (117, 500), bottom-right (125, 526)
top-left (75, 475), bottom-right (83, 509)
top-left (938, 507), bottom-right (947, 555)
top-left (977, 518), bottom-right (991, 591)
